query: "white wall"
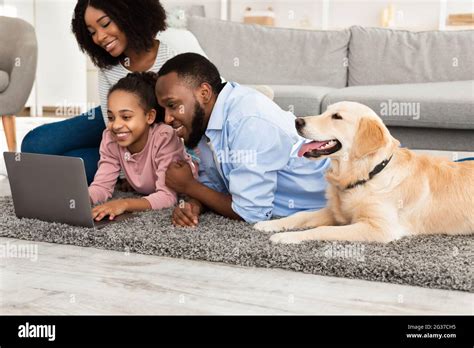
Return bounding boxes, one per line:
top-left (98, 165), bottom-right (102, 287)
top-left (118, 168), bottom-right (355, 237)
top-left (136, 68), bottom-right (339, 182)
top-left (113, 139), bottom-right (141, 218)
top-left (329, 0), bottom-right (441, 30)
top-left (446, 0), bottom-right (474, 13)
top-left (161, 0), bottom-right (222, 19)
top-left (34, 0), bottom-right (87, 114)
top-left (230, 0), bottom-right (323, 28)
top-left (87, 57), bottom-right (99, 108)
top-left (229, 0), bottom-right (473, 30)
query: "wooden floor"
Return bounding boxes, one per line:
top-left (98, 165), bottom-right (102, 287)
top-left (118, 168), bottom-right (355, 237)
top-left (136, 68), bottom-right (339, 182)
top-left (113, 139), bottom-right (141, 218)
top-left (1, 236), bottom-right (472, 315)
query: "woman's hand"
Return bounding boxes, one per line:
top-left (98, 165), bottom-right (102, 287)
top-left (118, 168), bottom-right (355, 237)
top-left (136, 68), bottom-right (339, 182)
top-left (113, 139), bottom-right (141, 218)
top-left (92, 199), bottom-right (129, 221)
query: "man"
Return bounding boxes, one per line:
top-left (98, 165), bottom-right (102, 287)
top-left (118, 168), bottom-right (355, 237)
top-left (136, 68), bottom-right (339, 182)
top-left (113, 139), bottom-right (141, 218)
top-left (156, 53), bottom-right (330, 227)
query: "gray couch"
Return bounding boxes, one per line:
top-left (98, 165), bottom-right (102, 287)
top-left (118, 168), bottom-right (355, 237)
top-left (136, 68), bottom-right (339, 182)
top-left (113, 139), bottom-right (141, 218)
top-left (187, 17), bottom-right (474, 151)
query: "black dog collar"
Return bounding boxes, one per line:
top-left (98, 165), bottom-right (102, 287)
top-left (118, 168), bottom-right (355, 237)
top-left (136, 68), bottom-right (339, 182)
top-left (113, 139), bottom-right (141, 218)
top-left (345, 155), bottom-right (393, 190)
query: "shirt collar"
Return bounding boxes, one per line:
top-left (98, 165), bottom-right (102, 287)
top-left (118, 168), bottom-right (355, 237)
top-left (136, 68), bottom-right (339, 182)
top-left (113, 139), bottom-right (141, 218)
top-left (206, 82), bottom-right (236, 131)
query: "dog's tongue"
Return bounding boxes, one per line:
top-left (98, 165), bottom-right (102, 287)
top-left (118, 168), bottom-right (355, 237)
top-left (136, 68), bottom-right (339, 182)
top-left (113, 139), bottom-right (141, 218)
top-left (297, 141), bottom-right (328, 157)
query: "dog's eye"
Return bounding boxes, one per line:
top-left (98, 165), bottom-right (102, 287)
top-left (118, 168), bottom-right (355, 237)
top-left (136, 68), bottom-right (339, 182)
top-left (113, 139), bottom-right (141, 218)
top-left (332, 113), bottom-right (343, 120)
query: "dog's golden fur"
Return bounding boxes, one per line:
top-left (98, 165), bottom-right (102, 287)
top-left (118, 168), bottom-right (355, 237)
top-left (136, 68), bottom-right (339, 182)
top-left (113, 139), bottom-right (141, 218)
top-left (254, 101), bottom-right (474, 244)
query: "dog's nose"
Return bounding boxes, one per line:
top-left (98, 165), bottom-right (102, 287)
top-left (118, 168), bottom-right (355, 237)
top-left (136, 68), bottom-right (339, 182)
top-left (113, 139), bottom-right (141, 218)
top-left (295, 118), bottom-right (305, 130)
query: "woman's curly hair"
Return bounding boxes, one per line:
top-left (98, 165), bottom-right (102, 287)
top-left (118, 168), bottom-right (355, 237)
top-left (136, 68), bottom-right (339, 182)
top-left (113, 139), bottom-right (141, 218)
top-left (109, 72), bottom-right (164, 124)
top-left (71, 0), bottom-right (167, 69)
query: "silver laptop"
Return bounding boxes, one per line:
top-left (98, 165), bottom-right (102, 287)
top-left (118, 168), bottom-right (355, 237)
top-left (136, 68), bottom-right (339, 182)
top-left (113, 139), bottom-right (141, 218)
top-left (4, 152), bottom-right (133, 229)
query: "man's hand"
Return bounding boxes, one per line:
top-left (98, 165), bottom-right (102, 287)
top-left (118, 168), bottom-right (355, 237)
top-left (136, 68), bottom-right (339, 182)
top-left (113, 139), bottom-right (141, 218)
top-left (165, 160), bottom-right (196, 194)
top-left (92, 199), bottom-right (128, 221)
top-left (172, 200), bottom-right (202, 227)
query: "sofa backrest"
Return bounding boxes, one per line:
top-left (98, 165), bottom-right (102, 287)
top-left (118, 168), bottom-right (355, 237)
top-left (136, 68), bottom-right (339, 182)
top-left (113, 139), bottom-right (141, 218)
top-left (187, 16), bottom-right (350, 88)
top-left (348, 26), bottom-right (474, 86)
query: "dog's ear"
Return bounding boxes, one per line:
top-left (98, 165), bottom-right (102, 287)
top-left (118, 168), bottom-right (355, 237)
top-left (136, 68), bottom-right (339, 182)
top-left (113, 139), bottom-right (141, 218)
top-left (352, 118), bottom-right (388, 159)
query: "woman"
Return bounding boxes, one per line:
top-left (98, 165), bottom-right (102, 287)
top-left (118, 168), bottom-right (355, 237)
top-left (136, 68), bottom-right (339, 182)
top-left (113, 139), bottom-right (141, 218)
top-left (21, 0), bottom-right (174, 184)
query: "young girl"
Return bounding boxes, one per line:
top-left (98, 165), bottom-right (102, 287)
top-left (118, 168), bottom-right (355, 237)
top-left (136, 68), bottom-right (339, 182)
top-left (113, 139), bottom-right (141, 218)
top-left (89, 72), bottom-right (196, 221)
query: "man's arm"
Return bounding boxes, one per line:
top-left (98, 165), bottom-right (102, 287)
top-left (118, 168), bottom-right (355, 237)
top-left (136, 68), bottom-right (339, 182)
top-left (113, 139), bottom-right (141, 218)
top-left (224, 116), bottom-right (294, 223)
top-left (165, 161), bottom-right (242, 226)
top-left (184, 180), bottom-right (242, 220)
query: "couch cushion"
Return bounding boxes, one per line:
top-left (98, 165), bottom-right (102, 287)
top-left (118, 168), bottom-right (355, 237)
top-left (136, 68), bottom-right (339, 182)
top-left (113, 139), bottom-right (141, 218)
top-left (348, 26), bottom-right (474, 86)
top-left (0, 70), bottom-right (9, 93)
top-left (322, 80), bottom-right (474, 130)
top-left (388, 126), bottom-right (474, 152)
top-left (156, 28), bottom-right (208, 57)
top-left (187, 16), bottom-right (350, 88)
top-left (267, 85), bottom-right (335, 116)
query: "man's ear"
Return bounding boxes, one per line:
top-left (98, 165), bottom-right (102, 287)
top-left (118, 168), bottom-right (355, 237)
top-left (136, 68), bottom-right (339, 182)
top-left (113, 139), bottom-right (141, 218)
top-left (198, 82), bottom-right (213, 104)
top-left (146, 109), bottom-right (157, 125)
top-left (352, 118), bottom-right (388, 159)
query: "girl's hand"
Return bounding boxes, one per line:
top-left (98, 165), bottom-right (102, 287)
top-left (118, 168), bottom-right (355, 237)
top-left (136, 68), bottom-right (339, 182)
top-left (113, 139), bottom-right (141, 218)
top-left (92, 199), bottom-right (129, 221)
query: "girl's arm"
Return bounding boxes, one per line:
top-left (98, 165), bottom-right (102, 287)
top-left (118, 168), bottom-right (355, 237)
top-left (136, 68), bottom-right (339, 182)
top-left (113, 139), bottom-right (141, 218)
top-left (88, 130), bottom-right (122, 204)
top-left (91, 197), bottom-right (151, 221)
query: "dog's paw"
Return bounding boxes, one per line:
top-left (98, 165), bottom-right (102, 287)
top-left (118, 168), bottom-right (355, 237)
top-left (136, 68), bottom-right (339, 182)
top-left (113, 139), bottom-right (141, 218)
top-left (270, 232), bottom-right (302, 244)
top-left (254, 220), bottom-right (284, 232)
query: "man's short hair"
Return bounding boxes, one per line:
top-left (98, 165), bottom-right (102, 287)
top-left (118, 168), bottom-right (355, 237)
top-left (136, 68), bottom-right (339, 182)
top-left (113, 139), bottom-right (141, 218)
top-left (158, 53), bottom-right (224, 94)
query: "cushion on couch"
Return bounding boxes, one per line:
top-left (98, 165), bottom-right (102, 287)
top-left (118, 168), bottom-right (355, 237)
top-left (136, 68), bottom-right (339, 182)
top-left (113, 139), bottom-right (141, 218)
top-left (187, 16), bottom-right (351, 88)
top-left (348, 26), bottom-right (474, 86)
top-left (0, 70), bottom-right (9, 93)
top-left (388, 126), bottom-right (474, 151)
top-left (267, 85), bottom-right (336, 116)
top-left (157, 28), bottom-right (208, 57)
top-left (322, 80), bottom-right (474, 130)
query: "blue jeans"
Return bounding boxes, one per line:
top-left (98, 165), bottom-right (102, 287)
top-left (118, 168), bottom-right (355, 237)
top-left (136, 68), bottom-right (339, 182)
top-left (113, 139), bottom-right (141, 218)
top-left (21, 107), bottom-right (105, 184)
top-left (455, 157), bottom-right (474, 162)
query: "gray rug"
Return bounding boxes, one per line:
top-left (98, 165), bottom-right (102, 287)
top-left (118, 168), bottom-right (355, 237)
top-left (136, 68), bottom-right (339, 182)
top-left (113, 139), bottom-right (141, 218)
top-left (0, 194), bottom-right (472, 292)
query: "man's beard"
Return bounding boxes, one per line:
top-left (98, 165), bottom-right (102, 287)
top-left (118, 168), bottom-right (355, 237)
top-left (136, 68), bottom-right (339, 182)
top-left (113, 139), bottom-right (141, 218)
top-left (185, 100), bottom-right (206, 149)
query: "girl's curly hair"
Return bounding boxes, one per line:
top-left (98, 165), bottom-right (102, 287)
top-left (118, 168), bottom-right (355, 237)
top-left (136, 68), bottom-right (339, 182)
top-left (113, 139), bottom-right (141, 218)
top-left (109, 72), bottom-right (164, 123)
top-left (71, 0), bottom-right (167, 69)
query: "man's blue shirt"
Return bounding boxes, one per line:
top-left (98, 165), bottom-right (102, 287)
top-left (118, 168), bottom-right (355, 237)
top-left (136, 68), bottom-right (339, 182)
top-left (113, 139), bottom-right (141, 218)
top-left (196, 82), bottom-right (330, 223)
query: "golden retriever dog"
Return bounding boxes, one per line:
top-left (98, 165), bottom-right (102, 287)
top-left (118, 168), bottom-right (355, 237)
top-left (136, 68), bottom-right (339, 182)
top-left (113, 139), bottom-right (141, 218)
top-left (254, 101), bottom-right (474, 244)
